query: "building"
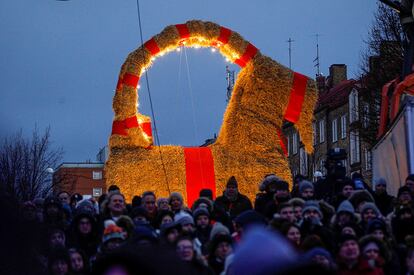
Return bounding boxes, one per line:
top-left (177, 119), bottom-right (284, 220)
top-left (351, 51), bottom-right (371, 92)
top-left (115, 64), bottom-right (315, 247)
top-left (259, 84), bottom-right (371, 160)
top-left (283, 64), bottom-right (374, 182)
top-left (53, 162), bottom-right (106, 198)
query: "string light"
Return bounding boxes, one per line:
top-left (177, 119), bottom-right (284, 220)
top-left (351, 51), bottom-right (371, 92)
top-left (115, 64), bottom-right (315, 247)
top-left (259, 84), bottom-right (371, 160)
top-left (211, 48), bottom-right (216, 52)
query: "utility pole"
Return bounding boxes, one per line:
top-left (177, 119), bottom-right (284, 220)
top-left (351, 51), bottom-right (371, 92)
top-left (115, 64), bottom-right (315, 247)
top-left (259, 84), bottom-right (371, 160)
top-left (313, 34), bottom-right (321, 76)
top-left (287, 38), bottom-right (294, 69)
top-left (226, 65), bottom-right (235, 103)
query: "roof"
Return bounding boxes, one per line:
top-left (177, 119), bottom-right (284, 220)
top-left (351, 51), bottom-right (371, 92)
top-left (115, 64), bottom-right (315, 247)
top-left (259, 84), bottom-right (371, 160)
top-left (316, 79), bottom-right (357, 111)
top-left (55, 162), bottom-right (104, 170)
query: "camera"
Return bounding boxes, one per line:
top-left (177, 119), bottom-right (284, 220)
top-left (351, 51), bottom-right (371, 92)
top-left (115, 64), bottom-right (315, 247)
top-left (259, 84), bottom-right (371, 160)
top-left (324, 148), bottom-right (347, 178)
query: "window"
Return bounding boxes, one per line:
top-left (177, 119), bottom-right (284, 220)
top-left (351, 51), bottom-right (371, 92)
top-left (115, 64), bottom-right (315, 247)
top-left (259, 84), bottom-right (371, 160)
top-left (332, 119), bottom-right (338, 143)
top-left (350, 130), bottom-right (360, 164)
top-left (287, 134), bottom-right (291, 156)
top-left (93, 188), bottom-right (103, 197)
top-left (362, 102), bottom-right (370, 128)
top-left (319, 159), bottom-right (326, 176)
top-left (349, 89), bottom-right (359, 123)
top-left (319, 120), bottom-right (325, 143)
top-left (299, 147), bottom-right (308, 176)
top-left (92, 171), bottom-right (102, 180)
top-left (365, 149), bottom-right (372, 170)
top-left (341, 115), bottom-right (347, 139)
top-left (312, 122), bottom-right (317, 145)
top-left (293, 132), bottom-right (298, 155)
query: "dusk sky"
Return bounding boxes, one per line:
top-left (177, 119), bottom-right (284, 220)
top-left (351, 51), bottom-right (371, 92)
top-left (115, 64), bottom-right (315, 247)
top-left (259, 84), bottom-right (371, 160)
top-left (0, 0), bottom-right (377, 164)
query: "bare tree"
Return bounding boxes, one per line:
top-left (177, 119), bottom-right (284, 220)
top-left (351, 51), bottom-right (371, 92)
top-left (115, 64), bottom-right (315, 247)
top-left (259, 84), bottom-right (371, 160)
top-left (358, 3), bottom-right (404, 146)
top-left (0, 127), bottom-right (63, 201)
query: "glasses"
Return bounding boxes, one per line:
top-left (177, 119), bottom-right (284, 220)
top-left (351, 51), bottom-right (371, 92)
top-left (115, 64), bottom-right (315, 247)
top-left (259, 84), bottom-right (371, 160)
top-left (177, 245), bottom-right (193, 251)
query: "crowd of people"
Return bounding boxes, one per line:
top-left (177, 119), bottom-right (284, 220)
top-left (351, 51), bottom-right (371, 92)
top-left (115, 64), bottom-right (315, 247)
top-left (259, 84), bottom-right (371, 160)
top-left (3, 172), bottom-right (414, 275)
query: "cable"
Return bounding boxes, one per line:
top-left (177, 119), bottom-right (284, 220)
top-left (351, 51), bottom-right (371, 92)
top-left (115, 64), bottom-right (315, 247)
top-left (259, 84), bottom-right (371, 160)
top-left (183, 47), bottom-right (205, 182)
top-left (136, 0), bottom-right (171, 194)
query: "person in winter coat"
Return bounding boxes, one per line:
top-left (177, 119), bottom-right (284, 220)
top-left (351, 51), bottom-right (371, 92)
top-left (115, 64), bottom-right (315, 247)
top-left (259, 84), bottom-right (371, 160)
top-left (254, 174), bottom-right (281, 215)
top-left (372, 178), bottom-right (394, 216)
top-left (68, 211), bottom-right (100, 261)
top-left (208, 234), bottom-right (233, 275)
top-left (214, 176), bottom-right (252, 219)
top-left (176, 235), bottom-right (214, 275)
top-left (336, 234), bottom-right (384, 275)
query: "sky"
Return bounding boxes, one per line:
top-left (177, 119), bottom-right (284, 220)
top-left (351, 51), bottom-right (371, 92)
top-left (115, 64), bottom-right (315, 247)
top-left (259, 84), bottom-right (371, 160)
top-left (0, 0), bottom-right (378, 163)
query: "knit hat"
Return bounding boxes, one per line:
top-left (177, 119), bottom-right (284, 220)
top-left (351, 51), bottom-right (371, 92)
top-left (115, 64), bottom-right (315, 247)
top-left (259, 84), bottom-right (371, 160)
top-left (360, 202), bottom-right (381, 217)
top-left (75, 199), bottom-right (96, 216)
top-left (230, 228), bottom-right (299, 274)
top-left (168, 192), bottom-right (183, 204)
top-left (275, 180), bottom-right (289, 191)
top-left (130, 206), bottom-right (148, 219)
top-left (349, 190), bottom-right (375, 209)
top-left (338, 234), bottom-right (358, 247)
top-left (160, 221), bottom-right (180, 237)
top-left (366, 218), bottom-right (387, 234)
top-left (301, 200), bottom-right (323, 218)
top-left (362, 242), bottom-right (379, 254)
top-left (398, 186), bottom-right (412, 197)
top-left (102, 222), bottom-right (126, 243)
top-left (259, 174), bottom-right (281, 192)
top-left (199, 189), bottom-right (213, 199)
top-left (303, 247), bottom-right (334, 265)
top-left (359, 235), bottom-right (390, 261)
top-left (226, 176), bottom-right (238, 188)
top-left (209, 222), bottom-right (230, 241)
top-left (299, 180), bottom-right (314, 194)
top-left (234, 210), bottom-right (266, 228)
top-left (156, 198), bottom-right (168, 208)
top-left (337, 200), bottom-right (355, 215)
top-left (44, 196), bottom-right (62, 208)
top-left (193, 207), bottom-right (210, 220)
top-left (209, 234), bottom-right (233, 255)
top-left (289, 197), bottom-right (305, 208)
top-left (374, 178), bottom-right (387, 187)
top-left (174, 211), bottom-right (194, 226)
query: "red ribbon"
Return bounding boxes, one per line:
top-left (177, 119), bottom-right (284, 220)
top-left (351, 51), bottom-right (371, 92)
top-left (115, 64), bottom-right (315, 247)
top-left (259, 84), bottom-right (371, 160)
top-left (111, 116), bottom-right (153, 138)
top-left (116, 73), bottom-right (140, 91)
top-left (175, 24), bottom-right (190, 39)
top-left (217, 27), bottom-right (231, 45)
top-left (277, 129), bottom-right (288, 156)
top-left (144, 38), bottom-right (160, 55)
top-left (283, 72), bottom-right (308, 123)
top-left (184, 147), bottom-right (216, 208)
top-left (234, 43), bottom-right (258, 67)
top-left (140, 122), bottom-right (152, 137)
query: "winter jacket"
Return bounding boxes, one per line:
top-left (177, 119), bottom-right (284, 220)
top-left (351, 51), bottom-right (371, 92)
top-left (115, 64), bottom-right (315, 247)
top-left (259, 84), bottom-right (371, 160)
top-left (214, 193), bottom-right (252, 219)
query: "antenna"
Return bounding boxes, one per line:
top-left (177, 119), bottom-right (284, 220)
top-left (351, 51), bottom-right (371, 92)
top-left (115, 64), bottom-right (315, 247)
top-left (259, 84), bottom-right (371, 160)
top-left (287, 38), bottom-right (294, 69)
top-left (226, 65), bottom-right (235, 103)
top-left (313, 34), bottom-right (321, 76)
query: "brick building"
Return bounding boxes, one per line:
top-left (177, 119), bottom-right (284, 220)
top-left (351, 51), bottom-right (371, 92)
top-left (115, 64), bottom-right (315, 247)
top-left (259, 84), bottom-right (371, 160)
top-left (283, 64), bottom-right (373, 182)
top-left (53, 162), bottom-right (106, 198)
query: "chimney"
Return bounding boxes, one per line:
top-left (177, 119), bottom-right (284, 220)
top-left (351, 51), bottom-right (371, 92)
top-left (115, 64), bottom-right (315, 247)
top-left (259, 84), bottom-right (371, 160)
top-left (329, 64), bottom-right (347, 87)
top-left (316, 74), bottom-right (327, 93)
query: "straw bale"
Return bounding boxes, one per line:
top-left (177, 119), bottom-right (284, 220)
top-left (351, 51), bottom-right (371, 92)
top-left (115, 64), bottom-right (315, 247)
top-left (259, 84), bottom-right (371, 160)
top-left (106, 20), bottom-right (318, 202)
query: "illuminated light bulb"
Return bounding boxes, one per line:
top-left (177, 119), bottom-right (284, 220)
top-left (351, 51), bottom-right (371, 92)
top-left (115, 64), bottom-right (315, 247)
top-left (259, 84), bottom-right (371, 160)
top-left (194, 45), bottom-right (200, 49)
top-left (211, 48), bottom-right (216, 52)
top-left (176, 48), bottom-right (181, 52)
top-left (225, 58), bottom-right (230, 62)
top-left (151, 57), bottom-right (156, 61)
top-left (141, 68), bottom-right (146, 73)
top-left (137, 85), bottom-right (141, 89)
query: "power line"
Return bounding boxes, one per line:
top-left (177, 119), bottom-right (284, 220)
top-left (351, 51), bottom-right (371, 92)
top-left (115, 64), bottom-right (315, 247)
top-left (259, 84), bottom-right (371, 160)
top-left (136, 0), bottom-right (170, 194)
